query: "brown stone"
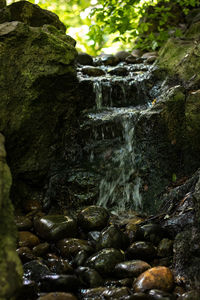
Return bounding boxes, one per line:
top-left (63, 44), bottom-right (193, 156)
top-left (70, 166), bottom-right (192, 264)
top-left (133, 266), bottom-right (174, 292)
top-left (37, 292), bottom-right (78, 300)
top-left (18, 231), bottom-right (40, 248)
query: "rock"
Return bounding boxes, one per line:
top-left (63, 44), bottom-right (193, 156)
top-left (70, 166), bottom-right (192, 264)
top-left (33, 242), bottom-right (50, 257)
top-left (34, 215), bottom-right (77, 241)
top-left (80, 286), bottom-right (131, 298)
top-left (56, 238), bottom-right (93, 259)
top-left (76, 266), bottom-right (103, 288)
top-left (115, 51), bottom-right (130, 62)
top-left (131, 49), bottom-right (143, 57)
top-left (157, 239), bottom-right (173, 257)
top-left (100, 54), bottom-right (119, 66)
top-left (46, 258), bottom-right (73, 275)
top-left (178, 290), bottom-right (200, 299)
top-left (146, 56), bottom-right (157, 64)
top-left (136, 224), bottom-right (166, 244)
top-left (77, 52), bottom-right (93, 66)
top-left (23, 198), bottom-right (42, 213)
top-left (88, 231), bottom-right (101, 246)
top-left (0, 134), bottom-right (23, 299)
top-left (39, 274), bottom-right (80, 292)
top-left (86, 248), bottom-right (124, 275)
top-left (133, 266), bottom-right (174, 293)
top-left (78, 206), bottom-right (109, 231)
top-left (125, 55), bottom-right (138, 64)
top-left (126, 241), bottom-right (156, 260)
top-left (5, 1), bottom-right (66, 32)
top-left (17, 246), bottom-right (36, 263)
top-left (18, 231), bottom-right (40, 248)
top-left (17, 279), bottom-right (38, 300)
top-left (115, 260), bottom-right (151, 278)
top-left (37, 293), bottom-right (78, 300)
top-left (15, 215), bottom-right (33, 230)
top-left (148, 289), bottom-right (176, 299)
top-left (108, 66), bottom-right (128, 76)
top-left (142, 52), bottom-right (158, 59)
top-left (23, 260), bottom-right (52, 282)
top-left (73, 250), bottom-right (90, 266)
top-left (81, 66), bottom-right (106, 76)
top-left (97, 224), bottom-right (129, 250)
top-left (125, 217), bottom-right (144, 242)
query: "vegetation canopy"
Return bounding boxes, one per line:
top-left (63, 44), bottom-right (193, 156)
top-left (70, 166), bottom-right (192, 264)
top-left (8, 0), bottom-right (200, 54)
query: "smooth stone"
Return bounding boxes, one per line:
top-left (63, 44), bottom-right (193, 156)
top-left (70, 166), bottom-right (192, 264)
top-left (33, 242), bottom-right (50, 257)
top-left (77, 52), bottom-right (93, 66)
top-left (157, 239), bottom-right (173, 257)
top-left (18, 231), bottom-right (40, 248)
top-left (15, 216), bottom-right (33, 230)
top-left (178, 290), bottom-right (200, 299)
top-left (133, 266), bottom-right (174, 293)
top-left (46, 259), bottom-right (73, 274)
top-left (81, 66), bottom-right (106, 76)
top-left (136, 224), bottom-right (166, 244)
top-left (56, 238), bottom-right (93, 259)
top-left (146, 56), bottom-right (157, 64)
top-left (125, 55), bottom-right (138, 64)
top-left (151, 257), bottom-right (172, 268)
top-left (148, 289), bottom-right (176, 299)
top-left (23, 260), bottom-right (52, 282)
top-left (34, 215), bottom-right (77, 241)
top-left (73, 250), bottom-right (90, 267)
top-left (125, 217), bottom-right (144, 242)
top-left (115, 51), bottom-right (130, 62)
top-left (86, 248), bottom-right (124, 275)
top-left (23, 198), bottom-right (42, 212)
top-left (141, 52), bottom-right (158, 59)
top-left (76, 266), bottom-right (103, 288)
top-left (131, 49), bottom-right (143, 57)
top-left (128, 293), bottom-right (153, 299)
top-left (127, 241), bottom-right (156, 260)
top-left (97, 224), bottom-right (129, 250)
top-left (115, 260), bottom-right (151, 278)
top-left (100, 54), bottom-right (119, 66)
top-left (37, 292), bottom-right (77, 300)
top-left (104, 278), bottom-right (132, 288)
top-left (39, 275), bottom-right (80, 292)
top-left (17, 246), bottom-right (36, 263)
top-left (78, 206), bottom-right (109, 231)
top-left (88, 231), bottom-right (101, 246)
top-left (80, 286), bottom-right (130, 298)
top-left (108, 66), bottom-right (128, 76)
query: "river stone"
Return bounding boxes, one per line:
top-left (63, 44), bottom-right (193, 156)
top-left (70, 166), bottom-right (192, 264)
top-left (133, 266), bottom-right (174, 293)
top-left (80, 286), bottom-right (130, 298)
top-left (115, 51), bottom-right (130, 62)
top-left (33, 242), bottom-right (50, 257)
top-left (39, 274), bottom-right (80, 292)
top-left (86, 248), bottom-right (124, 275)
top-left (146, 56), bottom-right (157, 64)
top-left (77, 52), bottom-right (93, 65)
top-left (76, 266), bottom-right (103, 288)
top-left (23, 260), bottom-right (52, 282)
top-left (73, 250), bottom-right (91, 266)
top-left (34, 215), bottom-right (77, 241)
top-left (82, 66), bottom-right (106, 76)
top-left (131, 49), bottom-right (143, 57)
top-left (129, 293), bottom-right (153, 299)
top-left (6, 0), bottom-right (66, 33)
top-left (115, 260), bottom-right (151, 278)
top-left (78, 205), bottom-right (109, 231)
top-left (148, 289), bottom-right (176, 299)
top-left (46, 258), bottom-right (73, 274)
top-left (15, 215), bottom-right (33, 230)
top-left (125, 55), bottom-right (138, 64)
top-left (100, 54), bottom-right (119, 66)
top-left (108, 66), bottom-right (128, 76)
top-left (17, 246), bottom-right (36, 263)
top-left (57, 238), bottom-right (93, 259)
top-left (179, 290), bottom-right (200, 299)
top-left (97, 224), bottom-right (129, 250)
top-left (23, 198), bottom-right (42, 213)
top-left (37, 292), bottom-right (78, 300)
top-left (127, 241), bottom-right (156, 260)
top-left (142, 52), bottom-right (158, 59)
top-left (18, 231), bottom-right (40, 248)
top-left (157, 239), bottom-right (173, 257)
top-left (136, 224), bottom-right (166, 244)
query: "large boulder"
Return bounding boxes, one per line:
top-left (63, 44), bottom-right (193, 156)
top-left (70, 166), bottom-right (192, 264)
top-left (0, 133), bottom-right (23, 299)
top-left (0, 17), bottom-right (78, 207)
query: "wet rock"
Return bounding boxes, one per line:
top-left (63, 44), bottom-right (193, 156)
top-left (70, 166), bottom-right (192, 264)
top-left (77, 52), bottom-right (93, 66)
top-left (126, 241), bottom-right (156, 260)
top-left (18, 231), bottom-right (40, 248)
top-left (88, 231), bottom-right (101, 246)
top-left (17, 279), bottom-right (38, 300)
top-left (115, 260), bottom-right (151, 278)
top-left (23, 260), bottom-right (52, 282)
top-left (142, 52), bottom-right (158, 59)
top-left (136, 224), bottom-right (166, 244)
top-left (115, 51), bottom-right (130, 62)
top-left (133, 266), bottom-right (174, 293)
top-left (97, 224), bottom-right (129, 250)
top-left (125, 217), bottom-right (144, 242)
top-left (178, 290), bottom-right (200, 299)
top-left (125, 55), bottom-right (138, 64)
top-left (151, 257), bottom-right (172, 268)
top-left (128, 293), bottom-right (152, 299)
top-left (86, 248), bottom-right (124, 275)
top-left (108, 66), bottom-right (128, 76)
top-left (47, 258), bottom-right (73, 274)
top-left (131, 49), bottom-right (143, 57)
top-left (73, 250), bottom-right (90, 267)
top-left (15, 216), bottom-right (33, 230)
top-left (78, 206), bottom-right (109, 231)
top-left (23, 199), bottom-right (42, 213)
top-left (157, 239), bottom-right (173, 257)
top-left (76, 266), bottom-right (103, 288)
top-left (146, 56), bottom-right (157, 64)
top-left (37, 292), bottom-right (78, 300)
top-left (17, 246), bottom-right (36, 263)
top-left (57, 238), bottom-right (93, 259)
top-left (82, 66), bottom-right (106, 76)
top-left (5, 1), bottom-right (66, 32)
top-left (80, 286), bottom-right (131, 298)
top-left (100, 54), bottom-right (119, 66)
top-left (104, 278), bottom-right (132, 288)
top-left (148, 289), bottom-right (176, 299)
top-left (33, 242), bottom-right (50, 257)
top-left (39, 274), bottom-right (80, 292)
top-left (34, 215), bottom-right (77, 241)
